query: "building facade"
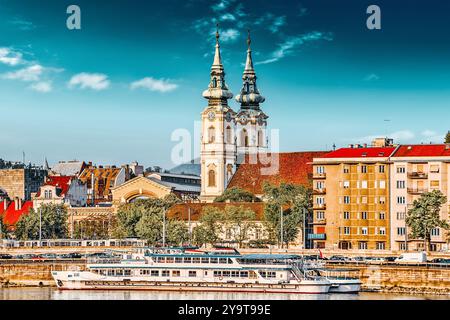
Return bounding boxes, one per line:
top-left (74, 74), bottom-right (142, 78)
top-left (390, 144), bottom-right (450, 251)
top-left (312, 145), bottom-right (396, 250)
top-left (0, 166), bottom-right (47, 201)
top-left (32, 176), bottom-right (87, 209)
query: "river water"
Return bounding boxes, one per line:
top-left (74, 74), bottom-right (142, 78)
top-left (0, 287), bottom-right (447, 300)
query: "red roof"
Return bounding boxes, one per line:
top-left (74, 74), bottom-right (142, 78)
top-left (0, 200), bottom-right (33, 226)
top-left (227, 151), bottom-right (329, 194)
top-left (35, 176), bottom-right (73, 197)
top-left (393, 144), bottom-right (450, 157)
top-left (320, 147), bottom-right (396, 159)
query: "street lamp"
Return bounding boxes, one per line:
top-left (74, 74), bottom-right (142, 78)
top-left (162, 208), bottom-right (166, 247)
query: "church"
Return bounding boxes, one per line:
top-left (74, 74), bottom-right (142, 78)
top-left (199, 28), bottom-right (269, 202)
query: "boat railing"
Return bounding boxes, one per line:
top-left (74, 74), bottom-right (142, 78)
top-left (87, 257), bottom-right (123, 264)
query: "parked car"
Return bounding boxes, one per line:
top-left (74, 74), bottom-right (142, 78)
top-left (395, 252), bottom-right (427, 263)
top-left (31, 254), bottom-right (44, 260)
top-left (0, 254), bottom-right (13, 259)
top-left (18, 254), bottom-right (35, 260)
top-left (328, 255), bottom-right (346, 261)
top-left (384, 256), bottom-right (397, 262)
top-left (40, 253), bottom-right (58, 260)
top-left (59, 252), bottom-right (82, 259)
top-left (431, 258), bottom-right (450, 264)
top-left (351, 256), bottom-right (365, 262)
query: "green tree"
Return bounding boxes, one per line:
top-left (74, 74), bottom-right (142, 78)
top-left (135, 207), bottom-right (164, 245)
top-left (14, 204), bottom-right (68, 240)
top-left (167, 219), bottom-right (189, 246)
top-left (0, 215), bottom-right (8, 239)
top-left (223, 206), bottom-right (256, 248)
top-left (192, 206), bottom-right (224, 246)
top-left (445, 131), bottom-right (450, 143)
top-left (406, 190), bottom-right (449, 251)
top-left (262, 182), bottom-right (311, 248)
top-left (214, 187), bottom-right (259, 203)
top-left (112, 195), bottom-right (182, 239)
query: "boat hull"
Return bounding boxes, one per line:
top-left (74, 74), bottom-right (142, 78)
top-left (328, 279), bottom-right (362, 293)
top-left (52, 272), bottom-right (331, 294)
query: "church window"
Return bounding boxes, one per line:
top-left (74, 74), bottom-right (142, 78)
top-left (208, 126), bottom-right (215, 143)
top-left (226, 126), bottom-right (232, 144)
top-left (226, 164), bottom-right (233, 182)
top-left (208, 170), bottom-right (216, 187)
top-left (245, 83), bottom-right (249, 92)
top-left (258, 130), bottom-right (263, 146)
top-left (242, 129), bottom-right (249, 147)
top-left (212, 78), bottom-right (217, 88)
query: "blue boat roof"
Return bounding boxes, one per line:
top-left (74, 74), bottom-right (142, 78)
top-left (239, 254), bottom-right (302, 260)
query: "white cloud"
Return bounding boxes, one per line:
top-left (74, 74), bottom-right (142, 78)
top-left (219, 28), bottom-right (240, 42)
top-left (211, 0), bottom-right (234, 12)
top-left (2, 64), bottom-right (43, 81)
top-left (130, 77), bottom-right (178, 93)
top-left (421, 130), bottom-right (437, 137)
top-left (352, 130), bottom-right (416, 144)
top-left (68, 73), bottom-right (110, 90)
top-left (364, 73), bottom-right (380, 81)
top-left (269, 16), bottom-right (286, 33)
top-left (220, 13), bottom-right (236, 21)
top-left (0, 47), bottom-right (23, 66)
top-left (9, 17), bottom-right (36, 31)
top-left (29, 81), bottom-right (52, 93)
top-left (256, 31), bottom-right (333, 65)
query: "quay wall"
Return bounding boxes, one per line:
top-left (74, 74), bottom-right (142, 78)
top-left (1, 259), bottom-right (450, 294)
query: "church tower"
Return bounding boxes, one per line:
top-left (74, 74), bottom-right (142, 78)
top-left (200, 26), bottom-right (237, 202)
top-left (235, 31), bottom-right (268, 155)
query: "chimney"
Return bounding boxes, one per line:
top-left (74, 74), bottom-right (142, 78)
top-left (363, 143), bottom-right (367, 148)
top-left (446, 144), bottom-right (450, 150)
top-left (348, 144), bottom-right (354, 148)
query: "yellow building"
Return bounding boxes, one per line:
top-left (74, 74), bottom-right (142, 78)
top-left (312, 145), bottom-right (396, 250)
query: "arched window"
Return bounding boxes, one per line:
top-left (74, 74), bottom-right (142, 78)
top-left (258, 130), bottom-right (263, 146)
top-left (226, 126), bottom-right (232, 144)
top-left (226, 164), bottom-right (233, 182)
top-left (208, 169), bottom-right (216, 187)
top-left (245, 82), bottom-right (249, 92)
top-left (212, 78), bottom-right (217, 88)
top-left (208, 126), bottom-right (215, 143)
top-left (241, 129), bottom-right (248, 147)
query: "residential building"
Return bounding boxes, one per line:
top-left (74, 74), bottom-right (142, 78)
top-left (0, 198), bottom-right (33, 230)
top-left (390, 144), bottom-right (450, 251)
top-left (0, 165), bottom-right (47, 200)
top-left (32, 176), bottom-right (87, 209)
top-left (312, 144), bottom-right (396, 250)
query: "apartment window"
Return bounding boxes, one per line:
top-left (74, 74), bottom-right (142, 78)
top-left (397, 227), bottom-right (406, 236)
top-left (316, 197), bottom-right (325, 205)
top-left (361, 180), bottom-right (368, 189)
top-left (379, 197), bottom-right (386, 204)
top-left (430, 180), bottom-right (440, 189)
top-left (430, 165), bottom-right (439, 173)
top-left (397, 212), bottom-right (406, 220)
top-left (379, 180), bottom-right (386, 189)
top-left (343, 227), bottom-right (351, 235)
top-left (343, 196), bottom-right (350, 204)
top-left (361, 212), bottom-right (368, 220)
top-left (358, 242), bottom-right (368, 250)
top-left (343, 181), bottom-right (350, 189)
top-left (397, 196), bottom-right (406, 205)
top-left (379, 212), bottom-right (385, 220)
top-left (361, 227), bottom-right (368, 235)
top-left (361, 197), bottom-right (367, 204)
top-left (399, 243), bottom-right (407, 251)
top-left (343, 211), bottom-right (350, 220)
top-left (379, 227), bottom-right (386, 235)
top-left (431, 228), bottom-right (440, 236)
top-left (316, 211), bottom-right (325, 220)
top-left (379, 165), bottom-right (385, 173)
top-left (361, 165), bottom-right (367, 173)
top-left (343, 166), bottom-right (350, 173)
top-left (316, 181), bottom-right (325, 189)
top-left (316, 166), bottom-right (325, 174)
top-left (376, 242), bottom-right (386, 250)
top-left (397, 166), bottom-right (406, 173)
top-left (396, 180), bottom-right (406, 189)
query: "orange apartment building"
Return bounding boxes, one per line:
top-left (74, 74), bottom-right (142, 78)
top-left (311, 144), bottom-right (397, 250)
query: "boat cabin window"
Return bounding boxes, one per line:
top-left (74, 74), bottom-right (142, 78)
top-left (157, 257), bottom-right (165, 263)
top-left (188, 271), bottom-right (197, 277)
top-left (161, 270), bottom-right (169, 277)
top-left (202, 258), bottom-right (209, 263)
top-left (193, 258), bottom-right (201, 264)
top-left (175, 257), bottom-right (183, 263)
top-left (228, 258), bottom-right (233, 264)
top-left (140, 269), bottom-right (150, 275)
top-left (223, 271), bottom-right (230, 277)
top-left (151, 270), bottom-right (159, 277)
top-left (116, 270), bottom-right (123, 276)
top-left (166, 257), bottom-right (174, 263)
top-left (210, 258), bottom-right (218, 264)
top-left (259, 271), bottom-right (276, 278)
top-left (172, 270), bottom-right (180, 277)
top-left (219, 258), bottom-right (227, 264)
top-left (184, 257), bottom-right (192, 263)
top-left (240, 271), bottom-right (248, 278)
top-left (124, 270), bottom-right (131, 276)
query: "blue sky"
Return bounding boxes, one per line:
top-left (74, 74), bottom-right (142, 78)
top-left (1, 0), bottom-right (450, 169)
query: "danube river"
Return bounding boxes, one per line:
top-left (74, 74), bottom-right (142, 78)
top-left (0, 287), bottom-right (448, 300)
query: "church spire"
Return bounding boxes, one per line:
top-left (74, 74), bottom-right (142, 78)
top-left (235, 30), bottom-right (265, 109)
top-left (202, 24), bottom-right (233, 105)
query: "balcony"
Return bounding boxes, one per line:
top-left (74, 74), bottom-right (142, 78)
top-left (313, 188), bottom-right (326, 195)
top-left (308, 233), bottom-right (326, 240)
top-left (407, 172), bottom-right (428, 179)
top-left (407, 188), bottom-right (428, 195)
top-left (313, 173), bottom-right (326, 179)
top-left (313, 204), bottom-right (326, 210)
top-left (313, 219), bottom-right (326, 225)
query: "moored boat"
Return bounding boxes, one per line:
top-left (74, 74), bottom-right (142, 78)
top-left (52, 247), bottom-right (331, 294)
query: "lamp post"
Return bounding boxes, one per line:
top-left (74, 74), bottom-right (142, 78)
top-left (162, 208), bottom-right (166, 247)
top-left (280, 205), bottom-right (283, 249)
top-left (39, 207), bottom-right (42, 245)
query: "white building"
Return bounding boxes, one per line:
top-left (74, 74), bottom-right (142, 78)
top-left (32, 176), bottom-right (87, 209)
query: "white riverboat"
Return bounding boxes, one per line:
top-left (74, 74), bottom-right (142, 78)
top-left (315, 268), bottom-right (362, 293)
top-left (51, 247), bottom-right (332, 294)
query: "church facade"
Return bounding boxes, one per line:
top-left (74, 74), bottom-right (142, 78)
top-left (200, 29), bottom-right (268, 202)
